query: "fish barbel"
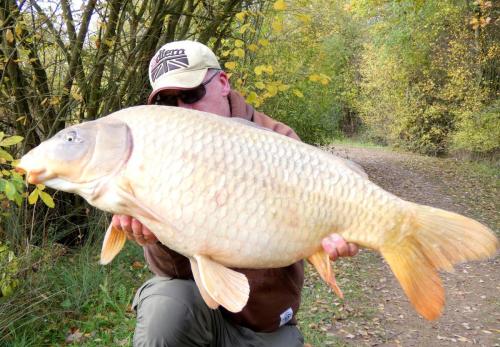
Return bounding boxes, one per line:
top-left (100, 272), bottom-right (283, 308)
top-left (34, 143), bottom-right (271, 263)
top-left (17, 105), bottom-right (498, 318)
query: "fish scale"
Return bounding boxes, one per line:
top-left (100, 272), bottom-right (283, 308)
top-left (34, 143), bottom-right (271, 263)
top-left (18, 105), bottom-right (498, 318)
top-left (113, 108), bottom-right (346, 266)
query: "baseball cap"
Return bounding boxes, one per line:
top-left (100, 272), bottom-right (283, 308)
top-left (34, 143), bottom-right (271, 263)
top-left (148, 40), bottom-right (221, 104)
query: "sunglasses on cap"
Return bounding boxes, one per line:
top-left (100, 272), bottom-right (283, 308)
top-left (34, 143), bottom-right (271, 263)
top-left (153, 70), bottom-right (221, 107)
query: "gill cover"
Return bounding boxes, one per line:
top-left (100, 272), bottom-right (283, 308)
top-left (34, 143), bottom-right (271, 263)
top-left (20, 119), bottom-right (132, 184)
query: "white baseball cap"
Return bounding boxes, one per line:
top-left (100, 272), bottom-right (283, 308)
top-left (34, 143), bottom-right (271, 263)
top-left (148, 40), bottom-right (221, 104)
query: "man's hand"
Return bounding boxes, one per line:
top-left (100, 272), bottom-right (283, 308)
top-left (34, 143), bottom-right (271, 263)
top-left (321, 234), bottom-right (358, 261)
top-left (112, 215), bottom-right (158, 246)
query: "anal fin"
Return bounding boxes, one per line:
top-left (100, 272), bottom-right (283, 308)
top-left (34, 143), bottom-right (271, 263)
top-left (308, 250), bottom-right (344, 298)
top-left (190, 255), bottom-right (250, 313)
top-left (100, 224), bottom-right (127, 265)
top-left (189, 258), bottom-right (220, 309)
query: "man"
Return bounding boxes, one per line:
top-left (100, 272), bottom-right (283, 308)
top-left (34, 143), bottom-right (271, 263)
top-left (113, 40), bottom-right (358, 346)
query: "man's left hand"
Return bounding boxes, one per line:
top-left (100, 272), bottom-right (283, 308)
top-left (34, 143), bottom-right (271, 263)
top-left (321, 234), bottom-right (359, 261)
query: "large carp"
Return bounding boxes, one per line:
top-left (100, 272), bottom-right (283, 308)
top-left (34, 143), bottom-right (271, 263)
top-left (17, 105), bottom-right (498, 319)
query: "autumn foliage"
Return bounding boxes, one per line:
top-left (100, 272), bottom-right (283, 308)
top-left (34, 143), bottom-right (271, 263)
top-left (0, 0), bottom-right (498, 249)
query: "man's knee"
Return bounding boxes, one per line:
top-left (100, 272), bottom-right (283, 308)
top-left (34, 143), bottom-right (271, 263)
top-left (133, 278), bottom-right (212, 346)
top-left (134, 296), bottom-right (196, 346)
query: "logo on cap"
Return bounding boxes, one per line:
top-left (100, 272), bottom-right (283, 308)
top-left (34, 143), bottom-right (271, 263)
top-left (150, 48), bottom-right (189, 83)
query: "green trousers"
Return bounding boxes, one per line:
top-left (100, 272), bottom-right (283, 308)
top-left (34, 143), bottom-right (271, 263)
top-left (132, 276), bottom-right (304, 347)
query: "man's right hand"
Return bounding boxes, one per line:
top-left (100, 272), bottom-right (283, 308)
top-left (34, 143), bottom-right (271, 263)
top-left (112, 215), bottom-right (158, 246)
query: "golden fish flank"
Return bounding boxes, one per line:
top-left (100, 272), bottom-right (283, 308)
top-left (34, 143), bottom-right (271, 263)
top-left (18, 105), bottom-right (498, 318)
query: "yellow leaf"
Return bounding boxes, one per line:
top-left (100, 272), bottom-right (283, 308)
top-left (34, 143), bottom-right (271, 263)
top-left (309, 74), bottom-right (321, 82)
top-left (28, 189), bottom-right (39, 205)
top-left (0, 149), bottom-right (13, 161)
top-left (71, 88), bottom-right (84, 102)
top-left (254, 65), bottom-right (265, 76)
top-left (221, 50), bottom-right (231, 57)
top-left (36, 184), bottom-right (46, 191)
top-left (39, 191), bottom-right (55, 208)
top-left (266, 84), bottom-right (278, 97)
top-left (239, 23), bottom-right (251, 34)
top-left (258, 39), bottom-right (269, 47)
top-left (321, 78), bottom-right (329, 85)
top-left (273, 0), bottom-right (287, 11)
top-left (224, 61), bottom-right (237, 70)
top-left (0, 136), bottom-right (23, 147)
top-left (234, 40), bottom-right (244, 48)
top-left (16, 116), bottom-right (27, 125)
top-left (293, 89), bottom-right (304, 98)
top-left (15, 22), bottom-right (23, 38)
top-left (5, 29), bottom-right (14, 44)
top-left (235, 11), bottom-right (246, 22)
top-left (248, 44), bottom-right (258, 52)
top-left (104, 39), bottom-right (114, 47)
top-left (278, 84), bottom-right (289, 91)
top-left (296, 14), bottom-right (311, 24)
top-left (49, 96), bottom-right (61, 106)
top-left (246, 91), bottom-right (259, 105)
top-left (272, 20), bottom-right (283, 33)
top-left (232, 48), bottom-right (245, 58)
top-left (263, 65), bottom-right (274, 74)
top-left (11, 159), bottom-right (20, 167)
top-left (255, 82), bottom-right (265, 89)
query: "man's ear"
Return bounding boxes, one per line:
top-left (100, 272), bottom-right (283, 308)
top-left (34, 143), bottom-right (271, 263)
top-left (219, 71), bottom-right (231, 97)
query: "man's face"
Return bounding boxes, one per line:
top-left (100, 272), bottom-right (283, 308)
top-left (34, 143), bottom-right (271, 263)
top-left (156, 70), bottom-right (231, 117)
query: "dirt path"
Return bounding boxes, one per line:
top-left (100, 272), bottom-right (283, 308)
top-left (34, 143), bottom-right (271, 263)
top-left (325, 145), bottom-right (499, 347)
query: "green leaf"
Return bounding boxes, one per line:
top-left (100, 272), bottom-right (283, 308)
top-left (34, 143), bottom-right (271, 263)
top-left (14, 194), bottom-right (22, 207)
top-left (1, 282), bottom-right (14, 297)
top-left (0, 149), bottom-right (13, 161)
top-left (39, 191), bottom-right (55, 208)
top-left (0, 132), bottom-right (4, 142)
top-left (0, 136), bottom-right (23, 147)
top-left (4, 181), bottom-right (16, 200)
top-left (61, 298), bottom-right (72, 309)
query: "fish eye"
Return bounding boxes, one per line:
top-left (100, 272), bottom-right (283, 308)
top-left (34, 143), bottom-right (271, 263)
top-left (65, 130), bottom-right (79, 143)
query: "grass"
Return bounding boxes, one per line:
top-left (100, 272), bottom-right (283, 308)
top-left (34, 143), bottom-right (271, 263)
top-left (298, 252), bottom-right (380, 346)
top-left (326, 137), bottom-right (386, 149)
top-left (0, 239), bottom-right (148, 346)
top-left (2, 234), bottom-right (381, 346)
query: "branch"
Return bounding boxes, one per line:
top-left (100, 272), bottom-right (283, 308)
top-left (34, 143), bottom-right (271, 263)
top-left (56, 0), bottom-right (97, 134)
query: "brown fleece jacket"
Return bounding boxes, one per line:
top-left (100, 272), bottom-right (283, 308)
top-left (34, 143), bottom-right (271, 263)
top-left (143, 90), bottom-right (304, 332)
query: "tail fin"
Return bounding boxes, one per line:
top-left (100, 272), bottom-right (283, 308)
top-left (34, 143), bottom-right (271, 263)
top-left (381, 204), bottom-right (498, 320)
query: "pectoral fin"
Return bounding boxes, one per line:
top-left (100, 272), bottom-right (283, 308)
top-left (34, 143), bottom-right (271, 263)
top-left (190, 255), bottom-right (250, 313)
top-left (308, 250), bottom-right (344, 298)
top-left (100, 224), bottom-right (127, 265)
top-left (114, 181), bottom-right (166, 224)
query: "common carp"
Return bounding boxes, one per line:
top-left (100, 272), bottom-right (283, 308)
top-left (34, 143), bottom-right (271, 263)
top-left (17, 105), bottom-right (498, 319)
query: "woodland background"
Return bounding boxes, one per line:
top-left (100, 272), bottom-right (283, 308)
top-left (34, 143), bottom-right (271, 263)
top-left (0, 0), bottom-right (498, 345)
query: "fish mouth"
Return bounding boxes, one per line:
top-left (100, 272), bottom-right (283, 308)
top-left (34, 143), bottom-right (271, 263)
top-left (25, 168), bottom-right (49, 185)
top-left (16, 165), bottom-right (52, 185)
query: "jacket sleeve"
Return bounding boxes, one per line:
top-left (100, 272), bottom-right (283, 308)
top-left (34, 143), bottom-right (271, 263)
top-left (143, 243), bottom-right (193, 279)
